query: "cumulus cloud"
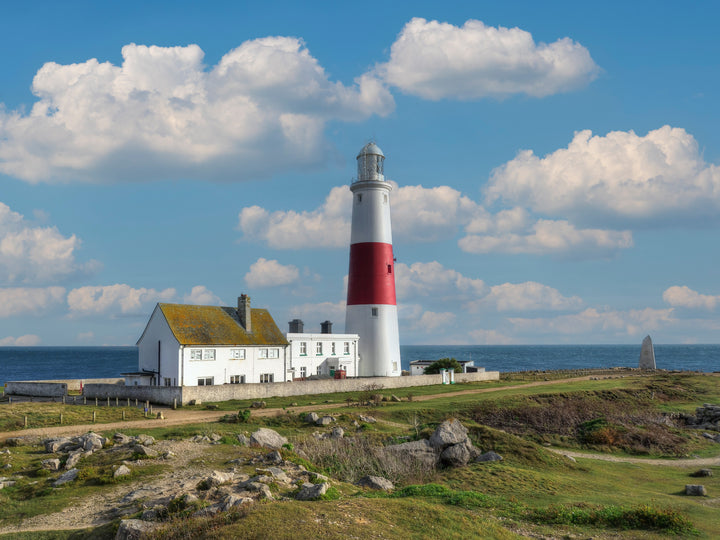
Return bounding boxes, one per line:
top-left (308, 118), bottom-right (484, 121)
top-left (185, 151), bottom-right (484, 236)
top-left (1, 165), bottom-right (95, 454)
top-left (487, 126), bottom-right (720, 225)
top-left (0, 286), bottom-right (66, 317)
top-left (509, 307), bottom-right (676, 336)
top-left (378, 18), bottom-right (598, 100)
top-left (67, 284), bottom-right (175, 316)
top-left (414, 311), bottom-right (457, 331)
top-left (395, 261), bottom-right (486, 300)
top-left (0, 202), bottom-right (99, 283)
top-left (663, 286), bottom-right (720, 311)
top-left (245, 258), bottom-right (300, 288)
top-left (0, 334), bottom-right (41, 346)
top-left (460, 219), bottom-right (633, 257)
top-left (183, 285), bottom-right (222, 305)
top-left (0, 40), bottom-right (393, 184)
top-left (239, 183), bottom-right (478, 249)
top-left (479, 282), bottom-right (583, 312)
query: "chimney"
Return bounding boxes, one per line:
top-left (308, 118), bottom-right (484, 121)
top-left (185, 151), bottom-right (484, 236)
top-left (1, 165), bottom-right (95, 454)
top-left (238, 294), bottom-right (251, 332)
top-left (289, 319), bottom-right (304, 333)
top-left (320, 320), bottom-right (333, 334)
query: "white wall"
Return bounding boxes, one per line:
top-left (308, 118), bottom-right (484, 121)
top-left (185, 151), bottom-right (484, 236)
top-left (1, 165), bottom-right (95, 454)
top-left (137, 305), bottom-right (181, 386)
top-left (287, 333), bottom-right (359, 379)
top-left (180, 345), bottom-right (286, 386)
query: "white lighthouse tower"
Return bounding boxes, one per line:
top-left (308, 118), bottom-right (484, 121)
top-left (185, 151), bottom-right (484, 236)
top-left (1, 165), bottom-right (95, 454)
top-left (345, 142), bottom-right (401, 377)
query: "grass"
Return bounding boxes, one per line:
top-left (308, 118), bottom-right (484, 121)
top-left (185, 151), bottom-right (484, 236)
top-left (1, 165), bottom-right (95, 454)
top-left (0, 402), bottom-right (148, 431)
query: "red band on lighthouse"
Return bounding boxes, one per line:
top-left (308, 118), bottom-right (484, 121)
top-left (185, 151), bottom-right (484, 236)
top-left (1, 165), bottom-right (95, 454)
top-left (346, 242), bottom-right (396, 306)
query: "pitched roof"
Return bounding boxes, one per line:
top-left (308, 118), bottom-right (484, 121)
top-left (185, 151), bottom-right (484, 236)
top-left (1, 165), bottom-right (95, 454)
top-left (157, 303), bottom-right (288, 346)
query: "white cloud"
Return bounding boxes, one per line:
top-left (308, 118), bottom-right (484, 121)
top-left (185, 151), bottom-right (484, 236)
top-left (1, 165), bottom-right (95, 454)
top-left (239, 183), bottom-right (478, 249)
top-left (0, 202), bottom-right (99, 283)
top-left (287, 301), bottom-right (346, 329)
top-left (239, 187), bottom-right (351, 249)
top-left (414, 311), bottom-right (456, 331)
top-left (183, 285), bottom-right (222, 305)
top-left (0, 287), bottom-right (66, 317)
top-left (395, 261), bottom-right (486, 301)
top-left (460, 219), bottom-right (633, 257)
top-left (468, 328), bottom-right (517, 345)
top-left (245, 258), bottom-right (300, 288)
top-left (67, 284), bottom-right (175, 316)
top-left (487, 126), bottom-right (720, 224)
top-left (0, 334), bottom-right (41, 346)
top-left (379, 17), bottom-right (598, 100)
top-left (479, 282), bottom-right (583, 312)
top-left (0, 40), bottom-right (393, 184)
top-left (509, 307), bottom-right (676, 337)
top-left (663, 286), bottom-right (720, 311)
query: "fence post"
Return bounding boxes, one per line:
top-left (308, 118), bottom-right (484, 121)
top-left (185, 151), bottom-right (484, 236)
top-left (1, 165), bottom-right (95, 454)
top-left (24, 415), bottom-right (27, 428)
top-left (93, 411), bottom-right (96, 423)
top-left (107, 397), bottom-right (110, 407)
top-left (62, 396), bottom-right (65, 405)
top-left (60, 413), bottom-right (63, 425)
top-left (95, 397), bottom-right (98, 406)
top-left (122, 410), bottom-right (125, 421)
top-left (127, 398), bottom-right (130, 407)
top-left (173, 398), bottom-right (177, 410)
top-left (115, 397), bottom-right (119, 407)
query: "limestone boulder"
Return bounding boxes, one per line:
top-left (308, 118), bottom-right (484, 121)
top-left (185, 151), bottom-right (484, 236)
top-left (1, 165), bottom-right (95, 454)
top-left (250, 428), bottom-right (288, 450)
top-left (429, 419), bottom-right (469, 450)
top-left (386, 439), bottom-right (439, 468)
top-left (115, 519), bottom-right (158, 540)
top-left (53, 468), bottom-right (79, 487)
top-left (357, 475), bottom-right (394, 491)
top-left (305, 412), bottom-right (319, 424)
top-left (296, 482), bottom-right (328, 500)
top-left (315, 416), bottom-right (335, 426)
top-left (440, 442), bottom-right (472, 467)
top-left (330, 427), bottom-right (344, 439)
top-left (133, 445), bottom-right (158, 458)
top-left (114, 465), bottom-right (131, 478)
top-left (41, 458), bottom-right (61, 471)
top-left (204, 470), bottom-right (234, 488)
top-left (476, 451), bottom-right (503, 463)
top-left (685, 484), bottom-right (707, 496)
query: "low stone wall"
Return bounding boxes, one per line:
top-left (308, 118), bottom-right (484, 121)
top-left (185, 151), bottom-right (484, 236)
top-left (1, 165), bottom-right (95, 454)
top-left (83, 384), bottom-right (182, 407)
top-left (182, 371), bottom-right (499, 405)
top-left (9, 371), bottom-right (499, 406)
top-left (5, 381), bottom-right (69, 397)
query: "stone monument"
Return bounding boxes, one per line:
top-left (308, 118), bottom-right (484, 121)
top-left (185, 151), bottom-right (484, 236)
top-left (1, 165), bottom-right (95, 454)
top-left (639, 335), bottom-right (656, 370)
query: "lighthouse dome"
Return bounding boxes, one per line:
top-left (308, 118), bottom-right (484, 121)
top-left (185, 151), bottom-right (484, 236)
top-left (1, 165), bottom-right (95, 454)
top-left (357, 142), bottom-right (384, 158)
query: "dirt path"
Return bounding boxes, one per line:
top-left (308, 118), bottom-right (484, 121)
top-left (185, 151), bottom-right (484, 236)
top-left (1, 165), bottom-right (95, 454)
top-left (0, 376), bottom-right (596, 443)
top-left (548, 448), bottom-right (720, 467)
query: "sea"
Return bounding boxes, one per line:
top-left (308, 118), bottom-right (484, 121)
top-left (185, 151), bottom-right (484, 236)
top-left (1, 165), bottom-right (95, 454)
top-left (0, 344), bottom-right (718, 386)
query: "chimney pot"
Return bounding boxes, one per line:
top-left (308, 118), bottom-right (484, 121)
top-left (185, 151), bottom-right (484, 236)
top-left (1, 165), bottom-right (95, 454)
top-left (238, 294), bottom-right (252, 333)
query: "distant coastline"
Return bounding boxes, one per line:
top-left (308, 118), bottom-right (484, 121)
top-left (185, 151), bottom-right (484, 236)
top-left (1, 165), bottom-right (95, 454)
top-left (1, 344), bottom-right (718, 386)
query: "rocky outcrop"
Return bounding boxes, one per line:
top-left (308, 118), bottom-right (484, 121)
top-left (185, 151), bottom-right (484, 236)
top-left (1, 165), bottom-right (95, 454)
top-left (357, 475), bottom-right (394, 491)
top-left (115, 519), bottom-right (158, 540)
top-left (295, 482), bottom-right (328, 500)
top-left (53, 468), bottom-right (79, 487)
top-left (682, 404), bottom-right (720, 432)
top-left (249, 428), bottom-right (288, 449)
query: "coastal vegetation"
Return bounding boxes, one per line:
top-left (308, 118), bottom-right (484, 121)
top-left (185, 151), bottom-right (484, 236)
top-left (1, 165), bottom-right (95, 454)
top-left (0, 370), bottom-right (718, 538)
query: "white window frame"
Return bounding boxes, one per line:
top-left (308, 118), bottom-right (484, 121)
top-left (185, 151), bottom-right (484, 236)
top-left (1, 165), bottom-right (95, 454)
top-left (268, 348), bottom-right (279, 359)
top-left (316, 342), bottom-right (323, 355)
top-left (316, 366), bottom-right (322, 376)
top-left (203, 349), bottom-right (216, 361)
top-left (331, 342), bottom-right (336, 355)
top-left (230, 349), bottom-right (245, 360)
top-left (300, 366), bottom-right (307, 378)
top-left (260, 373), bottom-right (274, 383)
top-left (190, 349), bottom-right (203, 361)
top-left (300, 342), bottom-right (307, 356)
top-left (344, 342), bottom-right (350, 355)
top-left (230, 375), bottom-right (245, 384)
top-left (198, 376), bottom-right (214, 386)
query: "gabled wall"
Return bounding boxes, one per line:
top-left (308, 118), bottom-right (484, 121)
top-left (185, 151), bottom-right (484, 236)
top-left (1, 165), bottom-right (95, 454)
top-left (137, 305), bottom-right (181, 386)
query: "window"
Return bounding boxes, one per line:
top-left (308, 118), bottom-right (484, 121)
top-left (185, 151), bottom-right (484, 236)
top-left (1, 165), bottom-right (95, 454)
top-left (299, 342), bottom-right (307, 356)
top-left (163, 377), bottom-right (171, 387)
top-left (383, 194), bottom-right (388, 203)
top-left (190, 349), bottom-right (202, 361)
top-left (331, 342), bottom-right (336, 355)
top-left (371, 307), bottom-right (378, 317)
top-left (300, 367), bottom-right (307, 378)
top-left (357, 194), bottom-right (362, 203)
top-left (230, 375), bottom-right (245, 384)
top-left (260, 373), bottom-right (274, 383)
top-left (230, 349), bottom-right (245, 360)
top-left (387, 264), bottom-right (392, 274)
top-left (316, 366), bottom-right (322, 375)
top-left (259, 348), bottom-right (280, 359)
top-left (197, 377), bottom-right (214, 386)
top-left (344, 342), bottom-right (350, 355)
top-left (316, 342), bottom-right (323, 355)
top-left (392, 362), bottom-right (398, 372)
top-left (203, 349), bottom-right (216, 361)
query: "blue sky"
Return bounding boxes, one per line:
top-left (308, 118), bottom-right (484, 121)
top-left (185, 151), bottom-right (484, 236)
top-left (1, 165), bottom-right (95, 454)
top-left (1, 1), bottom-right (719, 346)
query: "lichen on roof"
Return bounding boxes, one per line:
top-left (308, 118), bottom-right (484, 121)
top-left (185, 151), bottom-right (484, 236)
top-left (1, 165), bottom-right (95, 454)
top-left (158, 303), bottom-right (288, 346)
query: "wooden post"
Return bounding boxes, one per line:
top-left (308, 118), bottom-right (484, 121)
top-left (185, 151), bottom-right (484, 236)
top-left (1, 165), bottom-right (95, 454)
top-left (73, 396), bottom-right (76, 405)
top-left (62, 396), bottom-right (65, 405)
top-left (107, 397), bottom-right (110, 407)
top-left (122, 410), bottom-right (126, 421)
top-left (24, 415), bottom-right (27, 428)
top-left (93, 411), bottom-right (96, 423)
top-left (135, 399), bottom-right (138, 407)
top-left (127, 398), bottom-right (130, 407)
top-left (115, 397), bottom-right (119, 407)
top-left (60, 414), bottom-right (63, 424)
top-left (83, 396), bottom-right (87, 405)
top-left (95, 397), bottom-right (98, 406)
top-left (173, 398), bottom-right (177, 410)
top-left (149, 405), bottom-right (153, 415)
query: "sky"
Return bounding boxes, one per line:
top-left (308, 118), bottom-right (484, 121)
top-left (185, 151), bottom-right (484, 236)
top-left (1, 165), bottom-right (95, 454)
top-left (1, 0), bottom-right (719, 347)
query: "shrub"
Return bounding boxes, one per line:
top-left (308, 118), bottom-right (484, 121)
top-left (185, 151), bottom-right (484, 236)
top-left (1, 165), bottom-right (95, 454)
top-left (424, 358), bottom-right (463, 374)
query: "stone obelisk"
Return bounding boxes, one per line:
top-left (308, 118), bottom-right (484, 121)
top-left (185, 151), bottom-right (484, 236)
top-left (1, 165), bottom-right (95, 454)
top-left (639, 335), bottom-right (656, 370)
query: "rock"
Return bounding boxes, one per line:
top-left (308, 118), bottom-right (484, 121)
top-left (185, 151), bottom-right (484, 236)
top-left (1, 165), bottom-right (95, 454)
top-left (4, 438), bottom-right (24, 447)
top-left (140, 507), bottom-right (166, 521)
top-left (391, 395), bottom-right (402, 402)
top-left (113, 433), bottom-right (132, 445)
top-left (256, 467), bottom-right (290, 483)
top-left (0, 480), bottom-right (16, 489)
top-left (639, 335), bottom-right (656, 369)
top-left (357, 475), bottom-right (394, 491)
top-left (53, 468), bottom-right (79, 487)
top-left (42, 458), bottom-right (61, 471)
top-left (690, 469), bottom-right (713, 478)
top-left (136, 435), bottom-right (155, 446)
top-left (304, 412), bottom-right (319, 424)
top-left (330, 427), bottom-right (344, 439)
top-left (265, 450), bottom-right (283, 464)
top-left (440, 442), bottom-right (472, 467)
top-left (429, 419), bottom-right (469, 450)
top-left (133, 445), bottom-right (158, 458)
top-left (221, 494), bottom-right (253, 511)
top-left (189, 399), bottom-right (201, 406)
top-left (115, 519), bottom-right (158, 540)
top-left (359, 415), bottom-right (377, 423)
top-left (386, 439), bottom-right (439, 468)
top-left (316, 416), bottom-right (335, 426)
top-left (44, 437), bottom-right (73, 453)
top-left (475, 451), bottom-right (503, 463)
top-left (296, 482), bottom-right (328, 500)
top-left (114, 465), bottom-right (131, 478)
top-left (290, 402), bottom-right (299, 407)
top-left (210, 433), bottom-right (222, 442)
top-left (250, 428), bottom-right (288, 450)
top-left (685, 484), bottom-right (707, 496)
top-left (237, 434), bottom-right (250, 446)
top-left (1, 464), bottom-right (11, 470)
top-left (65, 449), bottom-right (84, 470)
top-left (156, 411), bottom-right (165, 419)
top-left (82, 433), bottom-right (106, 452)
top-left (204, 470), bottom-right (234, 488)
top-left (251, 401), bottom-right (266, 409)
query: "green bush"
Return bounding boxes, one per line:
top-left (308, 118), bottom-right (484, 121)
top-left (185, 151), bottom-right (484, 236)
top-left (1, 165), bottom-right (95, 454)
top-left (424, 358), bottom-right (463, 374)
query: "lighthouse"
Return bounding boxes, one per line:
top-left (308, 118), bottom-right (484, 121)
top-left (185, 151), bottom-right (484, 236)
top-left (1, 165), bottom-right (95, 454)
top-left (345, 142), bottom-right (401, 377)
